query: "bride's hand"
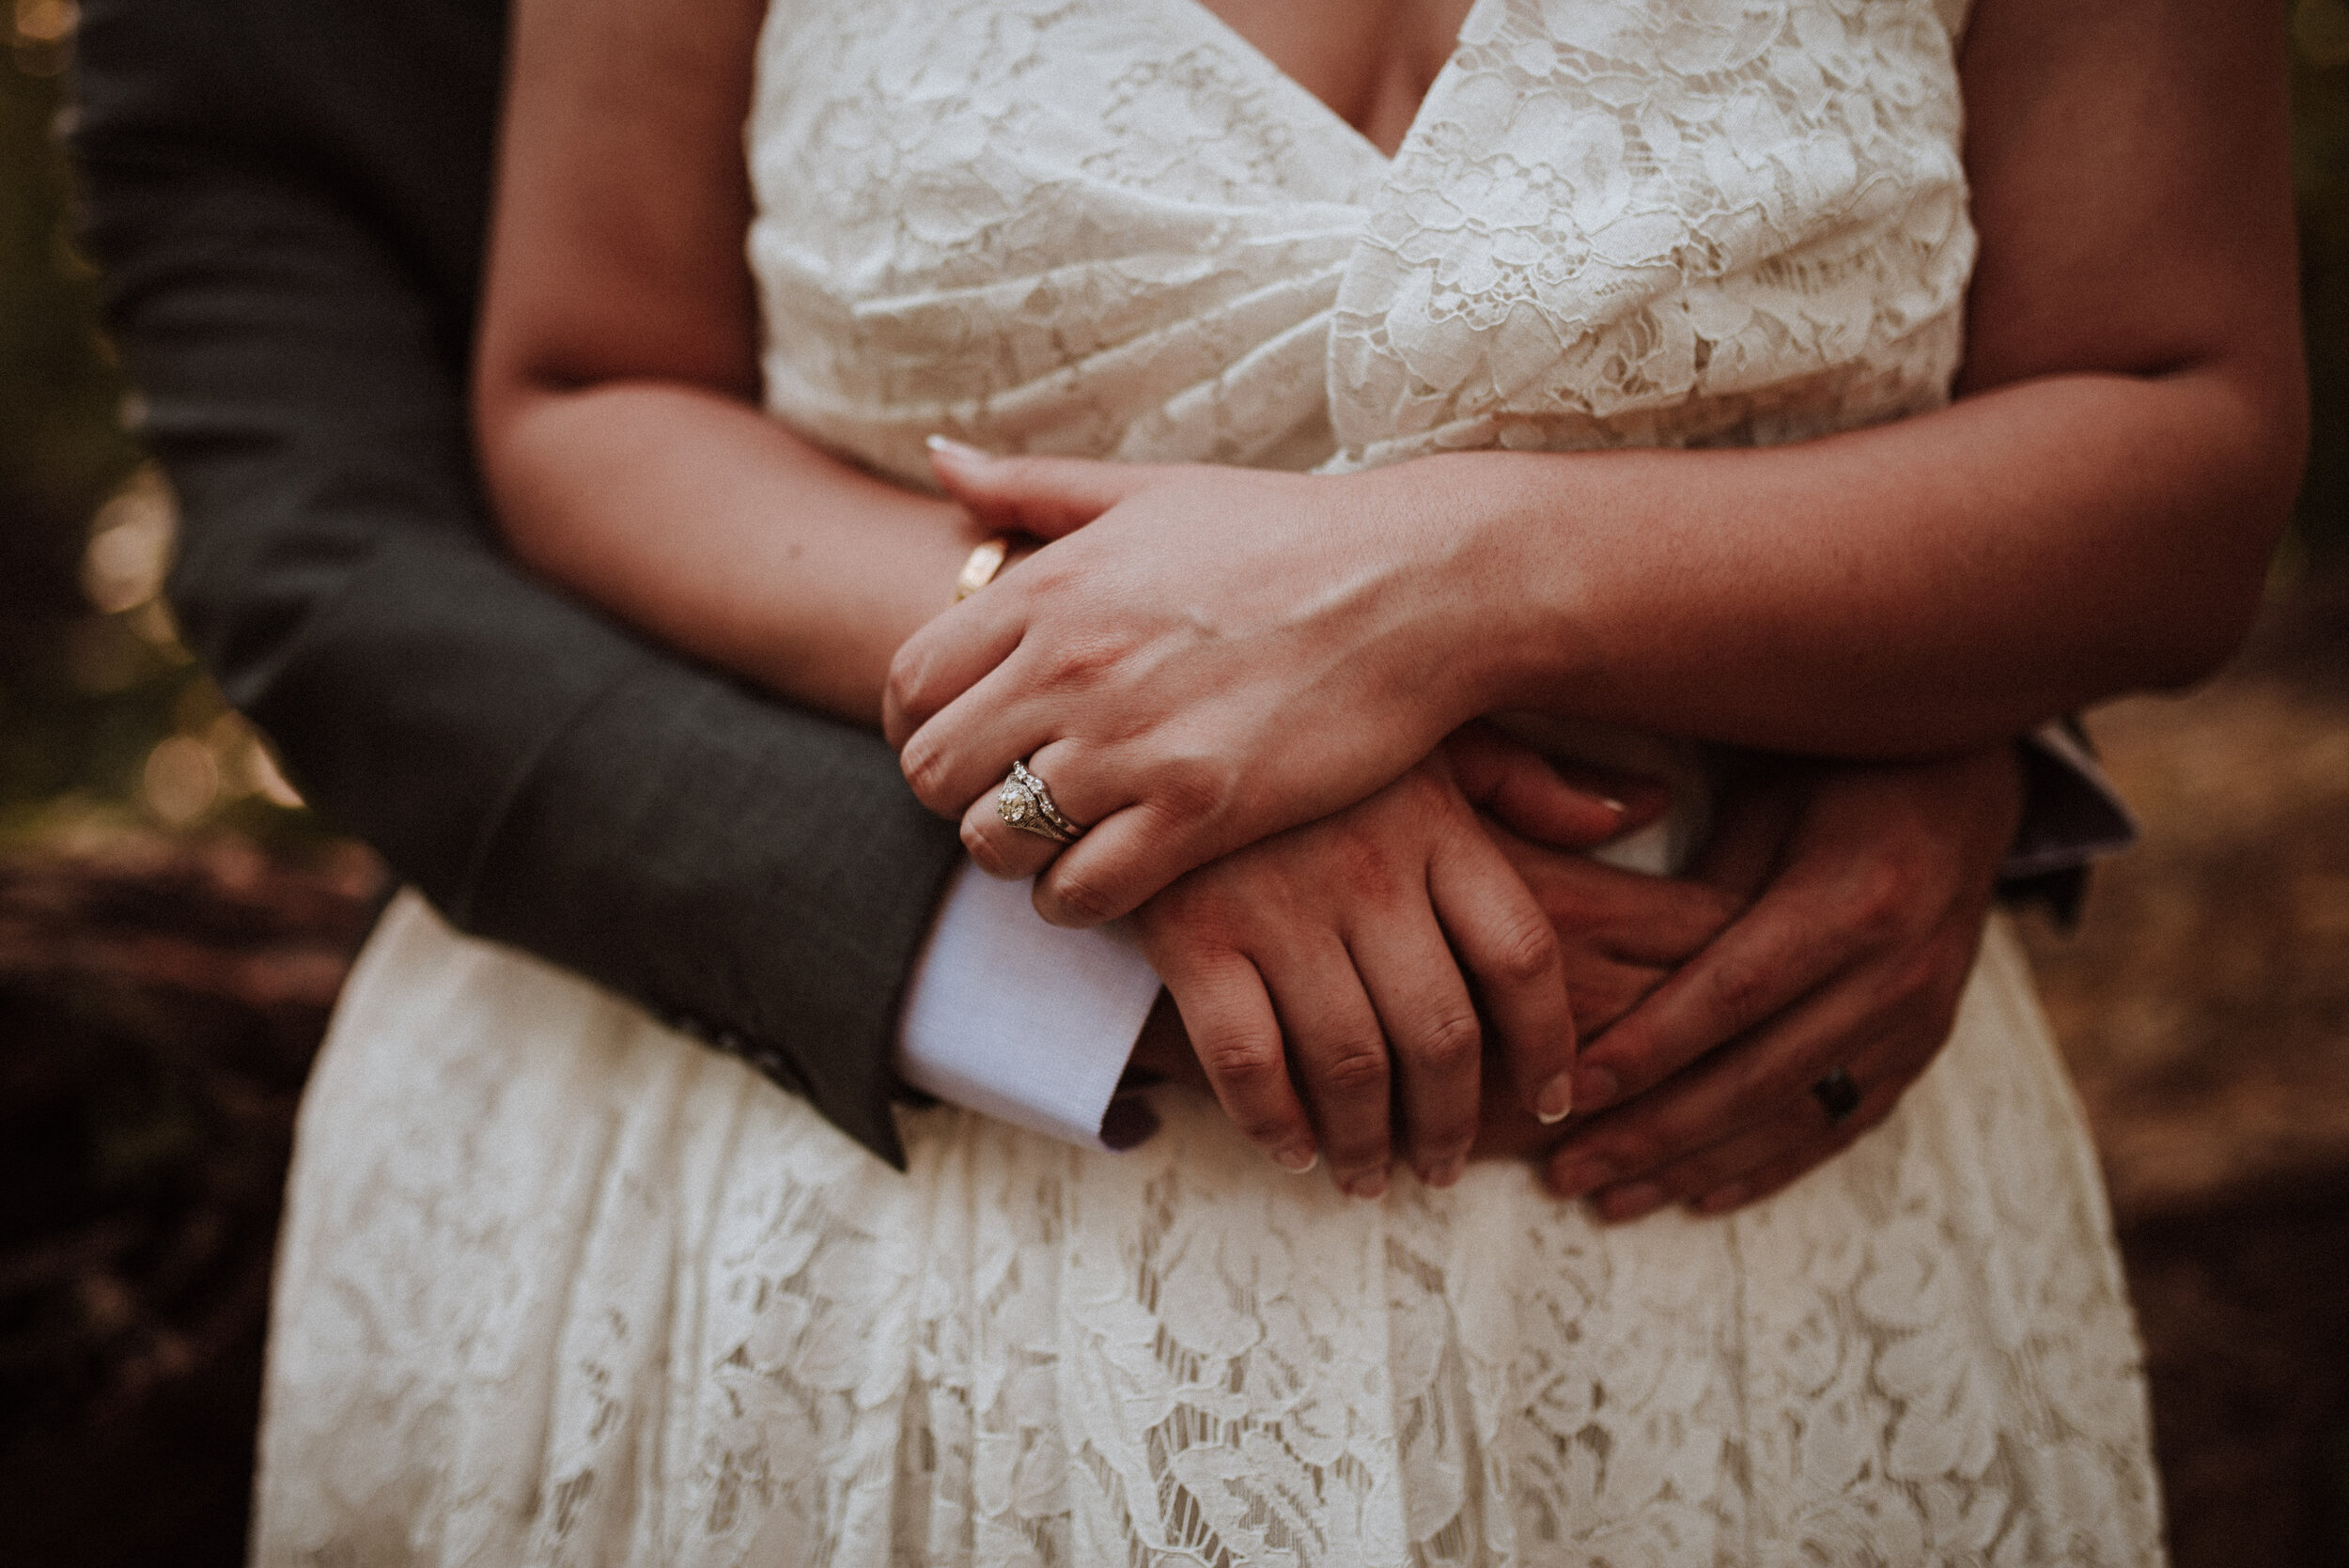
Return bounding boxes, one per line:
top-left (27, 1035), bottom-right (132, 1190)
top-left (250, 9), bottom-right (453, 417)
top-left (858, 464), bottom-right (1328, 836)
top-left (1130, 725), bottom-right (1652, 1196)
top-left (884, 442), bottom-right (1508, 928)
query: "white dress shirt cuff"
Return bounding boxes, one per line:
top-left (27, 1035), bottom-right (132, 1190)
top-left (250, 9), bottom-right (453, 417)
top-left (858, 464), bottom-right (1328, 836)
top-left (894, 862), bottom-right (1164, 1148)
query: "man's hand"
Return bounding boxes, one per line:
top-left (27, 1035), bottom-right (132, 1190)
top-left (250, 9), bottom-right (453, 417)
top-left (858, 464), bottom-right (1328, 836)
top-left (1527, 746), bottom-right (2025, 1218)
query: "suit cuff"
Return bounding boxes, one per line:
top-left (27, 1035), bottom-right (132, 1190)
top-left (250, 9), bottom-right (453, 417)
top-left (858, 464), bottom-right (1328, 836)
top-left (895, 862), bottom-right (1163, 1148)
top-left (2005, 719), bottom-right (2138, 879)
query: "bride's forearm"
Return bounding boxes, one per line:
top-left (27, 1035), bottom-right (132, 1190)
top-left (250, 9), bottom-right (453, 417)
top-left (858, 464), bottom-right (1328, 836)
top-left (482, 380), bottom-right (978, 729)
top-left (470, 0), bottom-right (979, 731)
top-left (1429, 362), bottom-right (2300, 758)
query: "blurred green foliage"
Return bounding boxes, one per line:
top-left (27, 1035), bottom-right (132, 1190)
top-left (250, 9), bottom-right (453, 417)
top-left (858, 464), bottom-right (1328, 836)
top-left (1, 8), bottom-right (310, 841)
top-left (0, 3), bottom-right (2343, 832)
top-left (0, 8), bottom-right (149, 828)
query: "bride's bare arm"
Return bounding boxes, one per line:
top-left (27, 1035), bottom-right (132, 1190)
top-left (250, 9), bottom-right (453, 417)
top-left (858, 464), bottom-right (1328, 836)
top-left (887, 0), bottom-right (2302, 927)
top-left (473, 0), bottom-right (983, 728)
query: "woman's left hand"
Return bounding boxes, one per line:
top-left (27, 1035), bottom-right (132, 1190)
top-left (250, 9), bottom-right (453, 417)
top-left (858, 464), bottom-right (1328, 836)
top-left (885, 442), bottom-right (1507, 926)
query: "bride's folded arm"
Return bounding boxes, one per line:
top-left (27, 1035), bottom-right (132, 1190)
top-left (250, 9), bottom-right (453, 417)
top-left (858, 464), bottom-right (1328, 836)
top-left (886, 0), bottom-right (2303, 929)
top-left (471, 0), bottom-right (990, 732)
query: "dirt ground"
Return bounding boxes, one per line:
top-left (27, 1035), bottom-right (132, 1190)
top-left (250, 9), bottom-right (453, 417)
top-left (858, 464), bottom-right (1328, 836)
top-left (2, 594), bottom-right (2345, 1567)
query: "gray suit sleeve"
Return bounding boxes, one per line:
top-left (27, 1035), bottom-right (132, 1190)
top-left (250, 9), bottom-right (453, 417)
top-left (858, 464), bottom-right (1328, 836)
top-left (70, 0), bottom-right (960, 1167)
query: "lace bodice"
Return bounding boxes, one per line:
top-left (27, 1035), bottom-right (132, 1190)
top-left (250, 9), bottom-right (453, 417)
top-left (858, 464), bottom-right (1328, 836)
top-left (748, 0), bottom-right (1977, 480)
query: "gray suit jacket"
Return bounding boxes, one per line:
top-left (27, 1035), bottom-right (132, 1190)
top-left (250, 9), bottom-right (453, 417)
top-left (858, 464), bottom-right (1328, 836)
top-left (70, 0), bottom-right (961, 1166)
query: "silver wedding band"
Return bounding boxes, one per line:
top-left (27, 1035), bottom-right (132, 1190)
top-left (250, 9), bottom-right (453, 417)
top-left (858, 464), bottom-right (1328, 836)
top-left (997, 759), bottom-right (1084, 844)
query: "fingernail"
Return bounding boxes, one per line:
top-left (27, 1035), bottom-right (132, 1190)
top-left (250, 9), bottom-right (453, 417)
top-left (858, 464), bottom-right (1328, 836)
top-left (1423, 1157), bottom-right (1467, 1189)
top-left (1600, 797), bottom-right (1627, 815)
top-left (1535, 1072), bottom-right (1574, 1124)
top-left (1598, 1182), bottom-right (1664, 1222)
top-left (1694, 1183), bottom-right (1748, 1215)
top-left (925, 433), bottom-right (988, 461)
top-left (1548, 1157), bottom-right (1617, 1197)
top-left (1342, 1170), bottom-right (1388, 1202)
top-left (1573, 1065), bottom-right (1619, 1111)
top-left (1276, 1146), bottom-right (1318, 1174)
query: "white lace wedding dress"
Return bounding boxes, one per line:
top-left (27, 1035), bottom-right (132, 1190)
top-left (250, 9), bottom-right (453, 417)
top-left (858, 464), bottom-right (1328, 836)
top-left (251, 0), bottom-right (2166, 1561)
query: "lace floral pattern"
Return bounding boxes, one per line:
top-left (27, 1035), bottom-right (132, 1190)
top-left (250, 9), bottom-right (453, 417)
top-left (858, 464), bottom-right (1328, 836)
top-left (257, 901), bottom-right (2158, 1565)
top-left (254, 1), bottom-right (2163, 1561)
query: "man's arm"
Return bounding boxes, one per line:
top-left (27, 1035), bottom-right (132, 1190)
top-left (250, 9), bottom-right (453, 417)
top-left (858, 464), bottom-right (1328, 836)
top-left (70, 0), bottom-right (962, 1165)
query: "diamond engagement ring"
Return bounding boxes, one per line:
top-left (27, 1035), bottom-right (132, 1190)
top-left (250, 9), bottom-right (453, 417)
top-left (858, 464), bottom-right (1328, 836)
top-left (997, 759), bottom-right (1085, 844)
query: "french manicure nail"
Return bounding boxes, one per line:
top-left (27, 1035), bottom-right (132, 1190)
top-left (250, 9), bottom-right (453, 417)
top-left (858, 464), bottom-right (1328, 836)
top-left (925, 433), bottom-right (988, 461)
top-left (1573, 1065), bottom-right (1619, 1111)
top-left (1535, 1072), bottom-right (1574, 1124)
top-left (1276, 1146), bottom-right (1319, 1174)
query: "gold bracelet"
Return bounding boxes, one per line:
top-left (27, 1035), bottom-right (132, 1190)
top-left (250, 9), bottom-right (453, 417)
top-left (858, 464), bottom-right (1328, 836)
top-left (954, 536), bottom-right (1011, 601)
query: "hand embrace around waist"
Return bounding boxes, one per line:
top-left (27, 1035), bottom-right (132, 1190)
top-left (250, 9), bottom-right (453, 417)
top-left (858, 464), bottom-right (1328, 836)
top-left (885, 443), bottom-right (1507, 927)
top-left (1130, 740), bottom-right (2024, 1215)
top-left (889, 443), bottom-right (2028, 1211)
top-left (1527, 744), bottom-right (2023, 1219)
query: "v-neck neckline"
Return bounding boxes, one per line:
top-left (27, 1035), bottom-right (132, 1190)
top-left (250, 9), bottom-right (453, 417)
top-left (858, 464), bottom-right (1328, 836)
top-left (1162, 0), bottom-right (1491, 169)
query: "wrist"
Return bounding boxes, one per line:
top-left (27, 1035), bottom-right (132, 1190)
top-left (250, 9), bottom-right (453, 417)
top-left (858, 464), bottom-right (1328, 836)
top-left (1378, 452), bottom-right (1601, 721)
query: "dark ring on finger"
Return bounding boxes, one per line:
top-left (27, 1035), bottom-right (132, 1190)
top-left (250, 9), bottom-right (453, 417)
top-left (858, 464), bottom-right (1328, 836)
top-left (1811, 1066), bottom-right (1860, 1126)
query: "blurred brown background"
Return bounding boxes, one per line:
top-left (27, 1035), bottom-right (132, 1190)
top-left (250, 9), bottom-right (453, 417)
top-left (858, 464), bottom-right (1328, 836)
top-left (2, 3), bottom-right (2346, 1564)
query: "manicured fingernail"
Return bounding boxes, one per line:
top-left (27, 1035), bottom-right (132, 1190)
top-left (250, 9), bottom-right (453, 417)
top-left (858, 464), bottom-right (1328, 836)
top-left (1342, 1171), bottom-right (1388, 1201)
top-left (1276, 1146), bottom-right (1318, 1174)
top-left (1573, 1066), bottom-right (1619, 1111)
top-left (1694, 1184), bottom-right (1748, 1215)
top-left (1599, 1182), bottom-right (1664, 1222)
top-left (1535, 1072), bottom-right (1574, 1124)
top-left (925, 433), bottom-right (988, 461)
top-left (1549, 1157), bottom-right (1618, 1198)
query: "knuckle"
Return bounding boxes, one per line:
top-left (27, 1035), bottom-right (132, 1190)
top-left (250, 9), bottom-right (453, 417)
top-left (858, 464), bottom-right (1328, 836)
top-left (1735, 1058), bottom-right (1800, 1111)
top-left (1143, 876), bottom-right (1220, 936)
top-left (1150, 753), bottom-right (1237, 834)
top-left (1848, 861), bottom-right (1917, 944)
top-left (1700, 954), bottom-right (1772, 1026)
top-left (1485, 910), bottom-right (1562, 988)
top-left (1035, 628), bottom-right (1135, 694)
top-left (1406, 1007), bottom-right (1483, 1074)
top-left (1041, 865), bottom-right (1121, 925)
top-left (1329, 826), bottom-right (1403, 901)
top-left (883, 644), bottom-right (932, 726)
top-left (1198, 1030), bottom-right (1283, 1090)
top-left (961, 821), bottom-right (1019, 877)
top-left (1315, 1038), bottom-right (1392, 1099)
top-left (898, 736), bottom-right (958, 813)
top-left (1392, 764), bottom-right (1455, 816)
